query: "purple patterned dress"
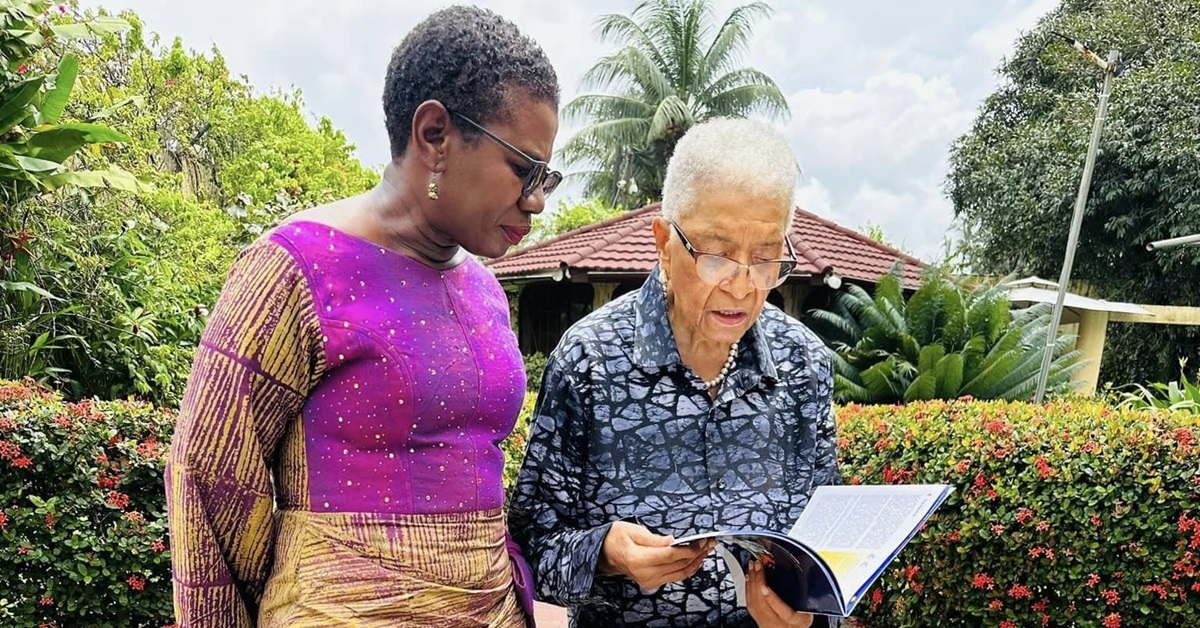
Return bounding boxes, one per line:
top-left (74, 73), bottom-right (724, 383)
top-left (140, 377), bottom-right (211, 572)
top-left (165, 221), bottom-right (530, 627)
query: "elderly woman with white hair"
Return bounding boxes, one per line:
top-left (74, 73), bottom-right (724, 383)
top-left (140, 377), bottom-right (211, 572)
top-left (509, 118), bottom-right (840, 628)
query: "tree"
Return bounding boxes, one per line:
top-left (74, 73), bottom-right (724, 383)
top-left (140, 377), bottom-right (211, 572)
top-left (527, 198), bottom-right (624, 245)
top-left (0, 1), bottom-right (137, 382)
top-left (561, 0), bottom-right (789, 208)
top-left (805, 268), bottom-right (1081, 404)
top-left (1, 6), bottom-right (378, 405)
top-left (946, 0), bottom-right (1200, 385)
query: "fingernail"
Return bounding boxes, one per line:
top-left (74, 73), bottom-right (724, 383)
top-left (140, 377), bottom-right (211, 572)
top-left (760, 586), bottom-right (770, 596)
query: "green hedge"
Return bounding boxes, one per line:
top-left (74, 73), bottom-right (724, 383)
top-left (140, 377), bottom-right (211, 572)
top-left (0, 380), bottom-right (173, 627)
top-left (840, 398), bottom-right (1200, 627)
top-left (6, 380), bottom-right (1200, 627)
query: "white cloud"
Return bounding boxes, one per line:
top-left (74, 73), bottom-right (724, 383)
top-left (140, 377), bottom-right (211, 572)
top-left (794, 177), bottom-right (834, 216)
top-left (842, 179), bottom-right (953, 261)
top-left (74, 0), bottom-right (1061, 259)
top-left (785, 71), bottom-right (976, 169)
top-left (968, 0), bottom-right (1060, 62)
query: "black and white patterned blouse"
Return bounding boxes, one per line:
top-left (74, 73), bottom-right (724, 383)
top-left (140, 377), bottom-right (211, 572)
top-left (510, 269), bottom-right (842, 627)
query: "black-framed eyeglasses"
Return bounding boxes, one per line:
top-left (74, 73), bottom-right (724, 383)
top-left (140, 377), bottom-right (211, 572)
top-left (670, 221), bottom-right (798, 290)
top-left (450, 110), bottom-right (563, 199)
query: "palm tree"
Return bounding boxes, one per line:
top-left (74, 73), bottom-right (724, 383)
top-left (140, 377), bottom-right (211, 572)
top-left (562, 0), bottom-right (790, 208)
top-left (805, 268), bottom-right (1083, 404)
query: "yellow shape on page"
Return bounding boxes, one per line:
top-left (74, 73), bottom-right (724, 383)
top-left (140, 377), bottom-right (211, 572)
top-left (814, 549), bottom-right (866, 582)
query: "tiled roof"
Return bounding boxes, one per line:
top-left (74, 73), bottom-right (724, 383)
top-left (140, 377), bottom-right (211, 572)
top-left (486, 203), bottom-right (924, 286)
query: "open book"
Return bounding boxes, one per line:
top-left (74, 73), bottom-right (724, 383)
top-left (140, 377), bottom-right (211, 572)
top-left (673, 484), bottom-right (953, 618)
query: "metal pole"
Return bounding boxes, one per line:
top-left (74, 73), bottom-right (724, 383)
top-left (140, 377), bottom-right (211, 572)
top-left (1034, 49), bottom-right (1120, 403)
top-left (1146, 233), bottom-right (1200, 251)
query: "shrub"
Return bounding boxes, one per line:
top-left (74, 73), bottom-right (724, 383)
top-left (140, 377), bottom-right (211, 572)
top-left (522, 352), bottom-right (548, 393)
top-left (501, 393), bottom-right (536, 491)
top-left (806, 269), bottom-right (1082, 404)
top-left (1118, 358), bottom-right (1200, 415)
top-left (839, 397), bottom-right (1200, 627)
top-left (0, 379), bottom-right (173, 627)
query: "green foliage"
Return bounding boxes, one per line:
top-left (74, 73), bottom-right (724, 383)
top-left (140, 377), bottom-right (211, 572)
top-left (0, 0), bottom-right (138, 212)
top-left (528, 198), bottom-right (624, 245)
top-left (0, 379), bottom-right (173, 627)
top-left (562, 0), bottom-right (789, 207)
top-left (840, 398), bottom-right (1200, 627)
top-left (806, 268), bottom-right (1082, 403)
top-left (0, 6), bottom-right (378, 405)
top-left (522, 352), bottom-right (548, 393)
top-left (500, 393), bottom-right (536, 491)
top-left (946, 0), bottom-right (1200, 385)
top-left (1118, 358), bottom-right (1200, 414)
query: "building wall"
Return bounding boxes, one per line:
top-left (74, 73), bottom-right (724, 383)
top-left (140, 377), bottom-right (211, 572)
top-left (513, 278), bottom-right (822, 356)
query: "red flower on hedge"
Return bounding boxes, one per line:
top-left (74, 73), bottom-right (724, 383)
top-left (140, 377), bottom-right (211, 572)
top-left (151, 538), bottom-right (166, 552)
top-left (1101, 589), bottom-right (1119, 605)
top-left (1008, 583), bottom-right (1033, 600)
top-left (999, 621), bottom-right (1016, 628)
top-left (0, 416), bottom-right (16, 431)
top-left (1032, 598), bottom-right (1048, 612)
top-left (988, 600), bottom-right (1003, 611)
top-left (18, 546), bottom-right (30, 555)
top-left (972, 573), bottom-right (995, 589)
top-left (136, 437), bottom-right (161, 458)
top-left (1034, 455), bottom-right (1054, 479)
top-left (106, 490), bottom-right (131, 509)
top-left (1016, 508), bottom-right (1034, 524)
top-left (984, 418), bottom-right (1010, 435)
top-left (1174, 428), bottom-right (1194, 450)
top-left (39, 596), bottom-right (53, 606)
top-left (124, 511), bottom-right (145, 525)
top-left (1102, 612), bottom-right (1121, 628)
top-left (128, 574), bottom-right (145, 590)
top-left (0, 512), bottom-right (6, 529)
top-left (0, 440), bottom-right (20, 459)
top-left (11, 456), bottom-right (31, 469)
top-left (1145, 583), bottom-right (1169, 600)
top-left (1087, 573), bottom-right (1101, 587)
top-left (990, 524), bottom-right (1005, 536)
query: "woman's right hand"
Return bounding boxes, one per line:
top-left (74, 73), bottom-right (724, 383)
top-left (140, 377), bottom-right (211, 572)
top-left (597, 521), bottom-right (716, 591)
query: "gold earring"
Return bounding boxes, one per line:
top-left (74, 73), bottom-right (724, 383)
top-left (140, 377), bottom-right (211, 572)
top-left (427, 176), bottom-right (439, 200)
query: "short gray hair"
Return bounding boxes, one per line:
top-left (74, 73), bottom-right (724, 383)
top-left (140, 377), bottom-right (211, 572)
top-left (661, 118), bottom-right (799, 224)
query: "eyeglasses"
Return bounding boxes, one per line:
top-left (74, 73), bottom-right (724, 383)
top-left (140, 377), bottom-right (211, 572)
top-left (670, 221), bottom-right (798, 290)
top-left (450, 110), bottom-right (563, 199)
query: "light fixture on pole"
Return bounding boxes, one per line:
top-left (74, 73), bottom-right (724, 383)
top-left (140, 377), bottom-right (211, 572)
top-left (1033, 35), bottom-right (1121, 404)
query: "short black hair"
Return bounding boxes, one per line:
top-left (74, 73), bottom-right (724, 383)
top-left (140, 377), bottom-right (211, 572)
top-left (383, 5), bottom-right (560, 158)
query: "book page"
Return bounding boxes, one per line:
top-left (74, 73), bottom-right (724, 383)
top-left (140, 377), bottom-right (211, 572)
top-left (787, 485), bottom-right (950, 602)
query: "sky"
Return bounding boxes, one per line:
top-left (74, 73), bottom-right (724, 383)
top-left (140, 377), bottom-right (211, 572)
top-left (78, 0), bottom-right (1062, 261)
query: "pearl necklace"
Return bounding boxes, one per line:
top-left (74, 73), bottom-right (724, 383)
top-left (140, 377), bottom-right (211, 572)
top-left (702, 342), bottom-right (739, 389)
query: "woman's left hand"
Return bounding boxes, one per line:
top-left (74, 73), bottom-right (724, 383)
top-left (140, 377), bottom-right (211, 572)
top-left (746, 560), bottom-right (814, 628)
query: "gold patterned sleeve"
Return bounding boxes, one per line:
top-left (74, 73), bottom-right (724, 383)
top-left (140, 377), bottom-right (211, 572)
top-left (164, 238), bottom-right (324, 627)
